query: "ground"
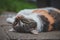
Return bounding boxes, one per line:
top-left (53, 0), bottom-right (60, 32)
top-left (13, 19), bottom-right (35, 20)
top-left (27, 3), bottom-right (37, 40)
top-left (0, 12), bottom-right (60, 40)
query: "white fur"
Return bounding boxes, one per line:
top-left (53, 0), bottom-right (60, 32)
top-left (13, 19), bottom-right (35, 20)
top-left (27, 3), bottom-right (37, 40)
top-left (25, 13), bottom-right (43, 32)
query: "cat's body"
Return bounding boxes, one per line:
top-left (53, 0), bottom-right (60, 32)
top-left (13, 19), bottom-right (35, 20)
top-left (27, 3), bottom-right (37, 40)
top-left (7, 7), bottom-right (60, 34)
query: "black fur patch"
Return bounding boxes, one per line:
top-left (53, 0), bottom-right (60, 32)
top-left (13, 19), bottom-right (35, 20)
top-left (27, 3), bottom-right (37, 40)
top-left (38, 15), bottom-right (50, 32)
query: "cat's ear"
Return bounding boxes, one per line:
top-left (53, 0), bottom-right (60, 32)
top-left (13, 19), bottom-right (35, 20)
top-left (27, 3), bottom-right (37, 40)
top-left (6, 18), bottom-right (15, 24)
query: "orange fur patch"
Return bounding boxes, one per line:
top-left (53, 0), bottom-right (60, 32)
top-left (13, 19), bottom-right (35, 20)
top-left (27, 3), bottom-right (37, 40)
top-left (32, 10), bottom-right (55, 31)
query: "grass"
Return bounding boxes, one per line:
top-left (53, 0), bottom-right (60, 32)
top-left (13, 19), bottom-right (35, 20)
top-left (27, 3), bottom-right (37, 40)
top-left (0, 0), bottom-right (36, 13)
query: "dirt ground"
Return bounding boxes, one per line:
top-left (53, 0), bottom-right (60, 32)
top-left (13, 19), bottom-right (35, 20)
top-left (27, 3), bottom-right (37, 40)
top-left (0, 12), bottom-right (60, 40)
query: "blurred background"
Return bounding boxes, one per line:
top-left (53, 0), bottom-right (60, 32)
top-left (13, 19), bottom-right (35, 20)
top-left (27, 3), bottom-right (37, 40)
top-left (0, 0), bottom-right (60, 13)
top-left (0, 0), bottom-right (36, 13)
top-left (0, 0), bottom-right (60, 40)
